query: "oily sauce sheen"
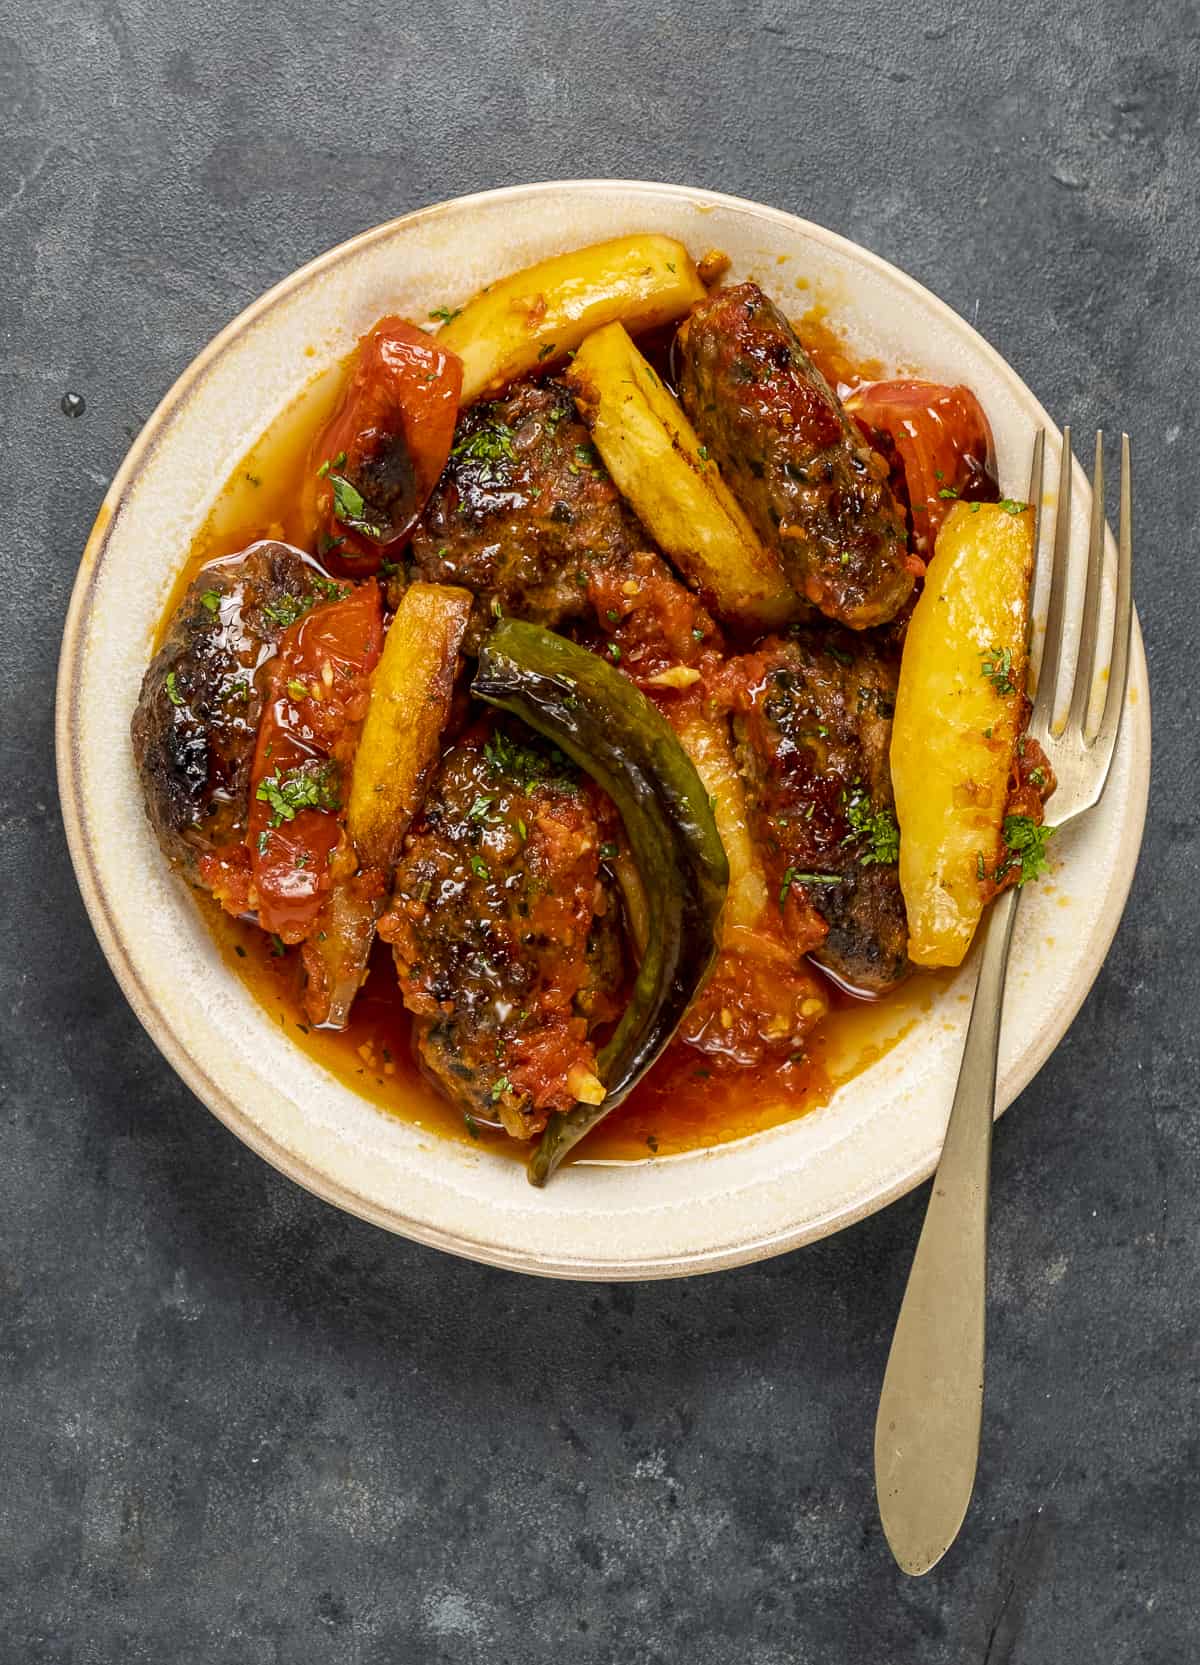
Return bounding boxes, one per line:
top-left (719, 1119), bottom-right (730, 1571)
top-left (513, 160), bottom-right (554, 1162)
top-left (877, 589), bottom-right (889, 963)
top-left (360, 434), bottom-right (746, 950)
top-left (171, 317), bottom-right (940, 1166)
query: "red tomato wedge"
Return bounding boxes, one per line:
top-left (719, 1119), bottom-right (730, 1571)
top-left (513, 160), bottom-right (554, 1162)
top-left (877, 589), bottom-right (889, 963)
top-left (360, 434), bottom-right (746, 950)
top-left (305, 317), bottom-right (463, 574)
top-left (845, 380), bottom-right (997, 558)
top-left (247, 584), bottom-right (383, 941)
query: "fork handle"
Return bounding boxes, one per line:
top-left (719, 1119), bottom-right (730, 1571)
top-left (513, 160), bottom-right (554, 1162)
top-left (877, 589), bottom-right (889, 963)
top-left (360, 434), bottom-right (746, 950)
top-left (874, 884), bottom-right (1021, 1575)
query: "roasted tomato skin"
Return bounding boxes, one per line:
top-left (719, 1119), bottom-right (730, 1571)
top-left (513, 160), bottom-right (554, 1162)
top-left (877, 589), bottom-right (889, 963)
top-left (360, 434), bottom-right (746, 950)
top-left (845, 380), bottom-right (998, 561)
top-left (245, 584), bottom-right (383, 941)
top-left (305, 318), bottom-right (463, 574)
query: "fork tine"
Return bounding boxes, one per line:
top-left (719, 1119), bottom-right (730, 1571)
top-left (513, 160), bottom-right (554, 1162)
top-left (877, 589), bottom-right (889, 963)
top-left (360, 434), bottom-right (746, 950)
top-left (1091, 433), bottom-right (1133, 776)
top-left (1024, 429), bottom-right (1046, 668)
top-left (1031, 426), bottom-right (1074, 730)
top-left (1068, 432), bottom-right (1106, 737)
top-left (1026, 427), bottom-right (1046, 554)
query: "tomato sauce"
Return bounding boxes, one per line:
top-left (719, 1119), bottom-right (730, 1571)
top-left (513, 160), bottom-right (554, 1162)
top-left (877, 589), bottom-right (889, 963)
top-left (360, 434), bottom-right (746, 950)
top-left (164, 315), bottom-right (945, 1167)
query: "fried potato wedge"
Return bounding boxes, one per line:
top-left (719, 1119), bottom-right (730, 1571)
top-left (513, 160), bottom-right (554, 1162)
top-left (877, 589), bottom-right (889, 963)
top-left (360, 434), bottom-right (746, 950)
top-left (568, 323), bottom-right (796, 629)
top-left (671, 708), bottom-right (769, 936)
top-left (347, 581), bottom-right (472, 869)
top-left (302, 582), bottom-right (472, 1030)
top-left (437, 235), bottom-right (705, 403)
top-left (892, 501), bottom-right (1035, 967)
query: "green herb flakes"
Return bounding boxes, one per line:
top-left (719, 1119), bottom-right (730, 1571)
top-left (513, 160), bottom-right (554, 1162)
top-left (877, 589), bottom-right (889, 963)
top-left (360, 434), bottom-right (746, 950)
top-left (842, 790), bottom-right (900, 866)
top-left (1001, 814), bottom-right (1055, 885)
top-left (330, 472), bottom-right (386, 539)
top-left (980, 644), bottom-right (1018, 697)
top-left (780, 867), bottom-right (844, 906)
top-left (255, 760), bottom-right (341, 827)
top-left (451, 421), bottom-right (517, 483)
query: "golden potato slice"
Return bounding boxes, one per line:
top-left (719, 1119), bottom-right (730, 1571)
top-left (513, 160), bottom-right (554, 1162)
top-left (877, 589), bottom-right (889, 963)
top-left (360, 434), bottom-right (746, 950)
top-left (568, 323), bottom-right (796, 629)
top-left (892, 501), bottom-right (1035, 967)
top-left (347, 582), bottom-right (472, 869)
top-left (671, 709), bottom-right (768, 936)
top-left (305, 582), bottom-right (472, 1030)
top-left (437, 235), bottom-right (705, 403)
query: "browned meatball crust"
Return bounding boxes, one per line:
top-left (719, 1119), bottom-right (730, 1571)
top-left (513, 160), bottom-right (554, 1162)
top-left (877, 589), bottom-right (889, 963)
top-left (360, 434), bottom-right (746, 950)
top-left (724, 629), bottom-right (908, 994)
top-left (677, 283), bottom-right (912, 630)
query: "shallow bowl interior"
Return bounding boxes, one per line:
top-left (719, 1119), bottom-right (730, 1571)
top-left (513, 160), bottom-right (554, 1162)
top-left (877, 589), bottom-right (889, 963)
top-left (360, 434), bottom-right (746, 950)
top-left (56, 181), bottom-right (1150, 1279)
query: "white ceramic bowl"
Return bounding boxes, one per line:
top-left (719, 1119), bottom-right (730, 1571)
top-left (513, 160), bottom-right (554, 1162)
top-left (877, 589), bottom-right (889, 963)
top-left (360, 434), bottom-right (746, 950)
top-left (56, 181), bottom-right (1150, 1279)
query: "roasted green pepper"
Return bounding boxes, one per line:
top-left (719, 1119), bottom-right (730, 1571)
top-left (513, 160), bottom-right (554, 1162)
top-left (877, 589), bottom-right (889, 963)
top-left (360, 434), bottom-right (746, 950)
top-left (472, 620), bottom-right (729, 1185)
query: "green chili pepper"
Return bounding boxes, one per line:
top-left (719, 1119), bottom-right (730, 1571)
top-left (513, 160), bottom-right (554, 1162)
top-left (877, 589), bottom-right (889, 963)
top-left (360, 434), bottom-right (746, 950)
top-left (473, 620), bottom-right (728, 1185)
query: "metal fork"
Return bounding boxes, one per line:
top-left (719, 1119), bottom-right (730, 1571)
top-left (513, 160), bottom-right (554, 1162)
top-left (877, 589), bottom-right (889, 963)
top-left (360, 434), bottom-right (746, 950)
top-left (873, 429), bottom-right (1134, 1575)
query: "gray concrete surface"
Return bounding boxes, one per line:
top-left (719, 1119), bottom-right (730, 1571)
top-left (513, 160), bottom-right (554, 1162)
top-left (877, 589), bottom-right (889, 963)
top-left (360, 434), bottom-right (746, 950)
top-left (2, 0), bottom-right (1197, 1658)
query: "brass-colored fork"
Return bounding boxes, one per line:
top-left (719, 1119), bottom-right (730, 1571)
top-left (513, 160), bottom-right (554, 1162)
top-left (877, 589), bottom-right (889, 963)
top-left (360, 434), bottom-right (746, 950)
top-left (874, 429), bottom-right (1134, 1575)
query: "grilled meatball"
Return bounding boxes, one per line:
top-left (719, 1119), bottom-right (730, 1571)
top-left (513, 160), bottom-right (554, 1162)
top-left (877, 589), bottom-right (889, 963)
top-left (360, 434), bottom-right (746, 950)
top-left (677, 283), bottom-right (912, 630)
top-left (131, 541), bottom-right (345, 878)
top-left (724, 630), bottom-right (908, 994)
top-left (379, 723), bottom-right (623, 1139)
top-left (410, 377), bottom-right (641, 650)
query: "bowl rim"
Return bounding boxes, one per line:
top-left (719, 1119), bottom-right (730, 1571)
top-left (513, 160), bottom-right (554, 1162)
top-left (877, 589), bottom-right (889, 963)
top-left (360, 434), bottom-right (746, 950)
top-left (56, 178), bottom-right (1151, 1277)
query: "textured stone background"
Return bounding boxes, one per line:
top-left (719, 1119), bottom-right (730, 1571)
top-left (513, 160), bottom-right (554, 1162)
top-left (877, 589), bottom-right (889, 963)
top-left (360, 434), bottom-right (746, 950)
top-left (2, 0), bottom-right (1197, 1659)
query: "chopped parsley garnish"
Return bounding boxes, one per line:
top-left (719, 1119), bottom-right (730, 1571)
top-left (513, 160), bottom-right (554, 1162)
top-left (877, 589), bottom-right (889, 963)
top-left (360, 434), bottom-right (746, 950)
top-left (451, 420), bottom-right (517, 483)
top-left (330, 473), bottom-right (387, 539)
top-left (467, 795), bottom-right (496, 822)
top-left (262, 577), bottom-right (347, 631)
top-left (779, 867), bottom-right (844, 906)
top-left (537, 341), bottom-right (556, 361)
top-left (980, 644), bottom-right (1018, 696)
top-left (484, 731), bottom-right (576, 792)
top-left (165, 670), bottom-right (185, 706)
top-left (998, 498), bottom-right (1028, 515)
top-left (316, 449), bottom-right (347, 479)
top-left (842, 789), bottom-right (900, 866)
top-left (489, 1075), bottom-right (511, 1103)
top-left (937, 485), bottom-right (959, 499)
top-left (599, 841), bottom-right (619, 860)
top-left (469, 854), bottom-right (490, 880)
top-left (608, 642), bottom-right (621, 663)
top-left (262, 593), bottom-right (311, 629)
top-left (1028, 766), bottom-right (1047, 788)
top-left (428, 304), bottom-right (462, 324)
top-left (1000, 815), bottom-right (1055, 885)
top-left (255, 760), bottom-right (341, 827)
top-left (200, 589), bottom-right (221, 613)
